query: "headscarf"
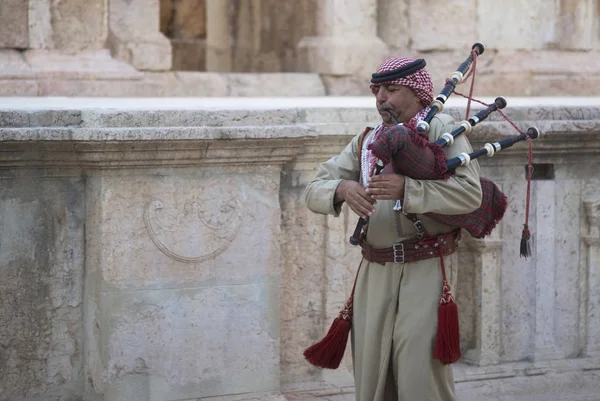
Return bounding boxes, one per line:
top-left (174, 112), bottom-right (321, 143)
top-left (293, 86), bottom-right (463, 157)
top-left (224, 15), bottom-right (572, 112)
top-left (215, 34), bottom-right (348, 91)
top-left (369, 56), bottom-right (434, 107)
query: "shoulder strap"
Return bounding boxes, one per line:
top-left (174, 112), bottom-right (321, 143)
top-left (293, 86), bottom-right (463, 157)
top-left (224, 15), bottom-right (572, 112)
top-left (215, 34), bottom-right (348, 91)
top-left (357, 127), bottom-right (372, 177)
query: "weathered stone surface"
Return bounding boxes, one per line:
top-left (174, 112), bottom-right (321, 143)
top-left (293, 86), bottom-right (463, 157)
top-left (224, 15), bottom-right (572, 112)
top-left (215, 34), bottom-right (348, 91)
top-left (0, 0), bottom-right (28, 48)
top-left (109, 0), bottom-right (172, 71)
top-left (29, 71), bottom-right (326, 97)
top-left (0, 176), bottom-right (84, 401)
top-left (409, 0), bottom-right (477, 52)
top-left (0, 50), bottom-right (35, 79)
top-left (297, 0), bottom-right (387, 75)
top-left (532, 74), bottom-right (600, 96)
top-left (0, 80), bottom-right (38, 96)
top-left (82, 168), bottom-right (283, 400)
top-left (110, 38), bottom-right (173, 71)
top-left (377, 0), bottom-right (409, 51)
top-left (0, 97), bottom-right (599, 400)
top-left (24, 49), bottom-right (142, 80)
top-left (167, 0), bottom-right (206, 39)
top-left (171, 38), bottom-right (206, 71)
top-left (206, 0), bottom-right (313, 73)
top-left (478, 0), bottom-right (559, 50)
top-left (28, 0), bottom-right (53, 49)
top-left (556, 0), bottom-right (596, 50)
top-left (91, 284), bottom-right (281, 400)
top-left (297, 35), bottom-right (387, 75)
top-left (50, 0), bottom-right (107, 53)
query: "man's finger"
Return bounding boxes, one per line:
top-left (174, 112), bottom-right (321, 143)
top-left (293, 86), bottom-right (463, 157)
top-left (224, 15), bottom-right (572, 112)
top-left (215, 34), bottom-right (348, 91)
top-left (369, 175), bottom-right (391, 183)
top-left (349, 195), bottom-right (376, 217)
top-left (349, 201), bottom-right (374, 219)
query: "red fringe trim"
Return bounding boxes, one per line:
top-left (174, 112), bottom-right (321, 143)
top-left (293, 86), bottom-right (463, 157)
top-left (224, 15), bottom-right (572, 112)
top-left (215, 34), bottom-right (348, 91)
top-left (427, 142), bottom-right (451, 180)
top-left (477, 178), bottom-right (508, 238)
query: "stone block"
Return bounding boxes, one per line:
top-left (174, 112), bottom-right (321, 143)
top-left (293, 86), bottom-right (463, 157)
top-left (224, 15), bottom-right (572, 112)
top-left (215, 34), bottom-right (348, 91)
top-left (24, 49), bottom-right (143, 80)
top-left (0, 79), bottom-right (38, 96)
top-left (50, 0), bottom-right (108, 53)
top-left (83, 168), bottom-right (284, 400)
top-left (0, 0), bottom-right (28, 48)
top-left (296, 35), bottom-right (388, 75)
top-left (86, 169), bottom-right (281, 288)
top-left (155, 71), bottom-right (228, 96)
top-left (110, 36), bottom-right (173, 71)
top-left (90, 283), bottom-right (280, 400)
top-left (0, 176), bottom-right (85, 401)
top-left (28, 0), bottom-right (53, 49)
top-left (555, 0), bottom-right (595, 50)
top-left (109, 0), bottom-right (173, 71)
top-left (478, 0), bottom-right (558, 50)
top-left (409, 0), bottom-right (477, 52)
top-left (0, 50), bottom-right (34, 79)
top-left (468, 72), bottom-right (535, 97)
top-left (226, 73), bottom-right (326, 97)
top-left (36, 79), bottom-right (166, 97)
top-left (377, 0), bottom-right (409, 50)
top-left (321, 75), bottom-right (372, 96)
top-left (532, 74), bottom-right (600, 96)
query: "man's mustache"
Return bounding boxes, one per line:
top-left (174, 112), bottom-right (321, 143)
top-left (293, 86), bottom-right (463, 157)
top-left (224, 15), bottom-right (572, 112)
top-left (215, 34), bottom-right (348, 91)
top-left (377, 104), bottom-right (400, 123)
top-left (377, 104), bottom-right (394, 113)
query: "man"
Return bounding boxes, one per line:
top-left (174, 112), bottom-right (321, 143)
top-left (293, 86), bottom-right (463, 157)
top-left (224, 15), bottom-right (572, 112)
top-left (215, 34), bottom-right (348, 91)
top-left (302, 56), bottom-right (482, 401)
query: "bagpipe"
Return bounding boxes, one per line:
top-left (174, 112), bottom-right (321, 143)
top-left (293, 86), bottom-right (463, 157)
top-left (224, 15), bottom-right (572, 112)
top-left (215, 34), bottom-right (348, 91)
top-left (349, 43), bottom-right (541, 257)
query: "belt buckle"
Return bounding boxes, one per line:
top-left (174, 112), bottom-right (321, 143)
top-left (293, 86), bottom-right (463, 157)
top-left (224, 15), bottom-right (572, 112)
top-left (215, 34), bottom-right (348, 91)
top-left (393, 243), bottom-right (405, 263)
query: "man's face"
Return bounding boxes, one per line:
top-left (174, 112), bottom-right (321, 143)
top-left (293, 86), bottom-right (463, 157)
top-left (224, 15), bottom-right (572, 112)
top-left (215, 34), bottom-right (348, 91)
top-left (374, 84), bottom-right (423, 125)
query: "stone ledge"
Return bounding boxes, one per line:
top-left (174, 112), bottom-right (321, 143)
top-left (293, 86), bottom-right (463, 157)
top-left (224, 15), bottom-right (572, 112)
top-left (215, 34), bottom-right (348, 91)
top-left (0, 97), bottom-right (599, 167)
top-left (1, 96), bottom-right (600, 126)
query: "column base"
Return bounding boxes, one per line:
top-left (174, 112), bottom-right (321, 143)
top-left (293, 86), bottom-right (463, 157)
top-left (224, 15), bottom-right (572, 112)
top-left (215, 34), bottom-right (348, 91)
top-left (109, 32), bottom-right (172, 71)
top-left (296, 35), bottom-right (388, 76)
top-left (462, 348), bottom-right (501, 367)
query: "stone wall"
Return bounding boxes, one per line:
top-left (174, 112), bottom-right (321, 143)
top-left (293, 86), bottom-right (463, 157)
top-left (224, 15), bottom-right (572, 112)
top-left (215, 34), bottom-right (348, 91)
top-left (1, 1), bottom-right (599, 96)
top-left (0, 97), bottom-right (599, 401)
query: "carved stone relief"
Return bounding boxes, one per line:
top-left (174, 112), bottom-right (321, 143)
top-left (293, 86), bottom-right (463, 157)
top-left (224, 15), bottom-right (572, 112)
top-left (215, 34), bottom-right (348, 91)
top-left (144, 183), bottom-right (243, 263)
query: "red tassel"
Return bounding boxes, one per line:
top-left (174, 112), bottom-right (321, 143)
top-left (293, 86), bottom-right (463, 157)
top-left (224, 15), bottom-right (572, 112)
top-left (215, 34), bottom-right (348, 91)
top-left (433, 247), bottom-right (461, 365)
top-left (303, 299), bottom-right (352, 369)
top-left (433, 283), bottom-right (462, 365)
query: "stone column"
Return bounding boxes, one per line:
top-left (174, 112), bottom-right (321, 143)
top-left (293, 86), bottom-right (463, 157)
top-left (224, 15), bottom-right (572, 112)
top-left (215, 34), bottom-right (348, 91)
top-left (0, 0), bottom-right (29, 48)
top-left (462, 236), bottom-right (503, 366)
top-left (582, 184), bottom-right (600, 357)
top-left (205, 0), bottom-right (233, 72)
top-left (108, 0), bottom-right (172, 70)
top-left (296, 0), bottom-right (388, 75)
top-left (531, 181), bottom-right (562, 361)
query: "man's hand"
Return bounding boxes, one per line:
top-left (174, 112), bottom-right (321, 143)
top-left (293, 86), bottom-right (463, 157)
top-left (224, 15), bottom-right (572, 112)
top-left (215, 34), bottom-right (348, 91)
top-left (335, 180), bottom-right (376, 219)
top-left (367, 174), bottom-right (405, 200)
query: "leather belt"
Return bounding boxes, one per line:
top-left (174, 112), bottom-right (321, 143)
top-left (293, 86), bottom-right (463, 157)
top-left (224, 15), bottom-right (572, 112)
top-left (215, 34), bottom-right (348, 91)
top-left (360, 229), bottom-right (461, 264)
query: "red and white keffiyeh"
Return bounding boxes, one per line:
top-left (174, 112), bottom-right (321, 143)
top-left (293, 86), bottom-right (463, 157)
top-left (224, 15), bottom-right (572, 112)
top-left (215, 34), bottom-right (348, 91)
top-left (369, 56), bottom-right (434, 107)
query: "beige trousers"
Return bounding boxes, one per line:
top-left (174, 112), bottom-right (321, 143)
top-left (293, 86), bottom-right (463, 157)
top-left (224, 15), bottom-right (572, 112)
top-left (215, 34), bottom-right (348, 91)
top-left (350, 253), bottom-right (458, 401)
